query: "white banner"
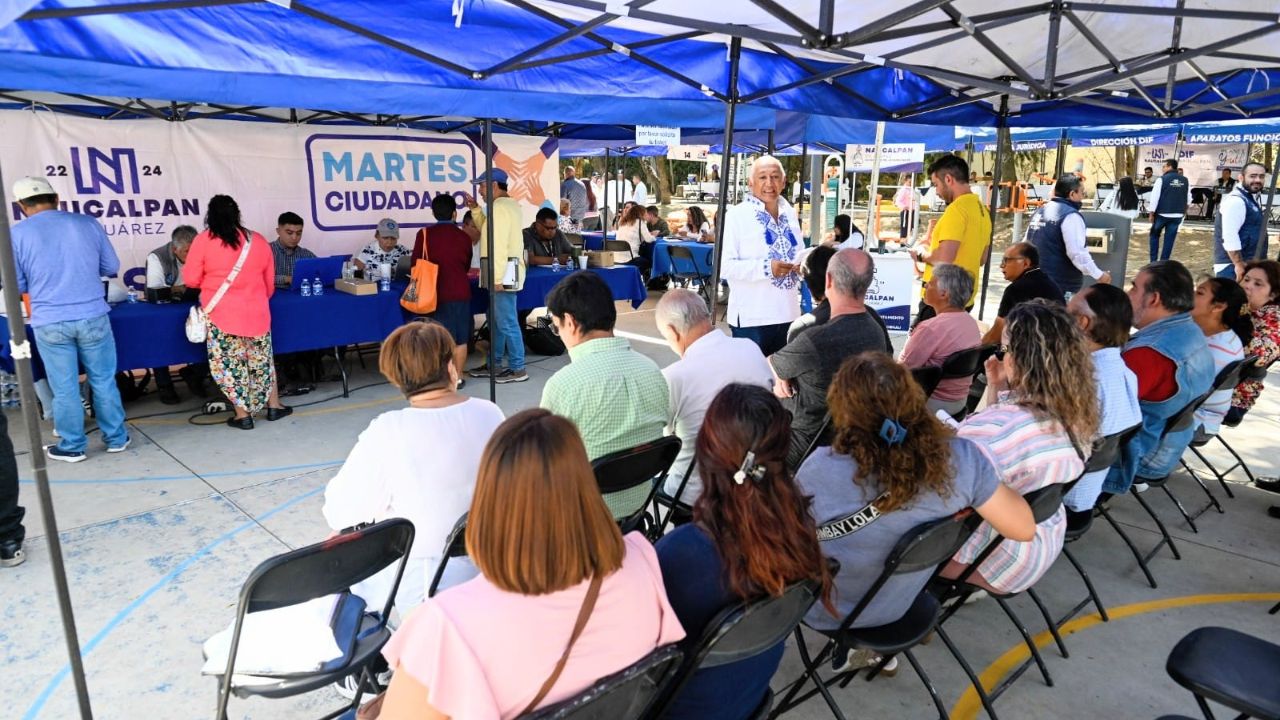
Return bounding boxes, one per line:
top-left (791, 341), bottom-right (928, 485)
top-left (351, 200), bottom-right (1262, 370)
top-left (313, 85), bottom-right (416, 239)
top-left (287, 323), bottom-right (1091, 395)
top-left (0, 111), bottom-right (559, 287)
top-left (865, 252), bottom-right (916, 334)
top-left (845, 144), bottom-right (925, 173)
top-left (1138, 142), bottom-right (1247, 187)
top-left (636, 125), bottom-right (680, 146)
top-left (668, 144), bottom-right (710, 161)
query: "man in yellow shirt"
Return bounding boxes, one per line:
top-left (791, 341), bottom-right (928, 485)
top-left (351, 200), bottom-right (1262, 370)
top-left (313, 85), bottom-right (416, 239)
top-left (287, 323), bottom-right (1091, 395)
top-left (467, 168), bottom-right (529, 383)
top-left (911, 154), bottom-right (992, 325)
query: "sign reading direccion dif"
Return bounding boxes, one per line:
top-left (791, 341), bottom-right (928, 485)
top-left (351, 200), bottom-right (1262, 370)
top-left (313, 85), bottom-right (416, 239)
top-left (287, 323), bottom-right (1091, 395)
top-left (636, 125), bottom-right (681, 146)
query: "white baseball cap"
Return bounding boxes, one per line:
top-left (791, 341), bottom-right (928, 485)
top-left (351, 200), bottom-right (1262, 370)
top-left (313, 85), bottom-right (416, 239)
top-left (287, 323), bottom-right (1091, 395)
top-left (12, 176), bottom-right (56, 202)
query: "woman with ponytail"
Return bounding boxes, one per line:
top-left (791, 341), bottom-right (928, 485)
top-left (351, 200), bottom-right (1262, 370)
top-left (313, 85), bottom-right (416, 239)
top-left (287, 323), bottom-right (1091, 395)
top-left (795, 352), bottom-right (1033, 670)
top-left (655, 383), bottom-right (832, 720)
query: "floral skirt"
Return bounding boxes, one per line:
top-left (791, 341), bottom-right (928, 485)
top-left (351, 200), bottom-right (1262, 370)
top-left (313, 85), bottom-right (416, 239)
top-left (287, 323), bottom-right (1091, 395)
top-left (206, 324), bottom-right (275, 414)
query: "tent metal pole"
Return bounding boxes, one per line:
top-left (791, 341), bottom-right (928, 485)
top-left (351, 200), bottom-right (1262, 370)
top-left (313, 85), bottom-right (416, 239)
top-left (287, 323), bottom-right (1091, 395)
top-left (1054, 129), bottom-right (1069, 178)
top-left (977, 96), bottom-right (1010, 321)
top-left (708, 36), bottom-right (742, 315)
top-left (797, 143), bottom-right (808, 241)
top-left (482, 119), bottom-right (497, 403)
top-left (602, 148), bottom-right (610, 237)
top-left (0, 172), bottom-right (94, 719)
top-left (767, 129), bottom-right (775, 156)
top-left (1256, 153), bottom-right (1280, 260)
top-left (809, 153), bottom-right (823, 247)
top-left (867, 121), bottom-right (886, 250)
top-left (1163, 0), bottom-right (1187, 111)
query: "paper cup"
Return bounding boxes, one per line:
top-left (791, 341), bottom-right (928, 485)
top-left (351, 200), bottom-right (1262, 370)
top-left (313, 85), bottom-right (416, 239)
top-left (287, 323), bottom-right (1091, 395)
top-left (578, 256), bottom-right (589, 270)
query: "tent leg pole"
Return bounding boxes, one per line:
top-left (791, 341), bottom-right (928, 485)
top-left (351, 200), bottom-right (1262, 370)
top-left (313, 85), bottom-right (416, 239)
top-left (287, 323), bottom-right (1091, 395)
top-left (798, 143), bottom-right (808, 241)
top-left (0, 171), bottom-right (94, 719)
top-left (707, 36), bottom-right (742, 317)
top-left (602, 148), bottom-right (610, 236)
top-left (977, 95), bottom-right (1010, 321)
top-left (1054, 129), bottom-right (1069, 178)
top-left (482, 119), bottom-right (497, 403)
top-left (1257, 151), bottom-right (1280, 260)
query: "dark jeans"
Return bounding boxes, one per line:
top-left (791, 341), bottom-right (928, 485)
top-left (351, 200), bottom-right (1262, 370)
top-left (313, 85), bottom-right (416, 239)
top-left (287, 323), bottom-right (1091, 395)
top-left (0, 411), bottom-right (24, 545)
top-left (899, 209), bottom-right (914, 238)
top-left (731, 322), bottom-right (790, 356)
top-left (1149, 215), bottom-right (1183, 262)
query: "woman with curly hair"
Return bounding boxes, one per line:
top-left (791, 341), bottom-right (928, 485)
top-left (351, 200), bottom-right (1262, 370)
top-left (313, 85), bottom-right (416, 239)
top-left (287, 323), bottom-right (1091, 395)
top-left (1227, 259), bottom-right (1280, 425)
top-left (941, 298), bottom-right (1097, 594)
top-left (656, 384), bottom-right (833, 719)
top-left (795, 353), bottom-right (1033, 670)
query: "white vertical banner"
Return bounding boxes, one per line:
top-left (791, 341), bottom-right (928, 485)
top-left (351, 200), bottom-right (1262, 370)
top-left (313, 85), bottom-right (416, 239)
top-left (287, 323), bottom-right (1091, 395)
top-left (865, 252), bottom-right (916, 333)
top-left (0, 111), bottom-right (559, 286)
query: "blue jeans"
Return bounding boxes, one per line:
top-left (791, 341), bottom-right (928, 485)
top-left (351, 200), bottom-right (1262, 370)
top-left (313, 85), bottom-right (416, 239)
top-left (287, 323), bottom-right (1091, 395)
top-left (1149, 215), bottom-right (1183, 262)
top-left (490, 291), bottom-right (525, 371)
top-left (33, 315), bottom-right (129, 453)
top-left (731, 323), bottom-right (790, 357)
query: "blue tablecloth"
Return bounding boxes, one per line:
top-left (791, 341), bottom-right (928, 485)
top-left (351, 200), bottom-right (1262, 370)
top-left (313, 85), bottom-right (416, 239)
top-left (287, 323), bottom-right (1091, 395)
top-left (469, 265), bottom-right (647, 313)
top-left (0, 284), bottom-right (408, 373)
top-left (578, 231), bottom-right (610, 251)
top-left (652, 240), bottom-right (715, 278)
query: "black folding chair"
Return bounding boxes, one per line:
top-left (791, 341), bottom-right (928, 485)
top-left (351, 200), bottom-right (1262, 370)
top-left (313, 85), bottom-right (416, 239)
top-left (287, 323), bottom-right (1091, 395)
top-left (605, 239), bottom-right (636, 262)
top-left (592, 436), bottom-right (682, 536)
top-left (650, 461), bottom-right (695, 539)
top-left (911, 366), bottom-right (944, 399)
top-left (647, 579), bottom-right (821, 719)
top-left (520, 644), bottom-right (684, 720)
top-left (1183, 358), bottom-right (1268, 497)
top-left (667, 245), bottom-right (712, 305)
top-left (931, 484), bottom-right (1067, 715)
top-left (1178, 358), bottom-right (1256, 514)
top-left (772, 513), bottom-right (984, 720)
top-left (427, 512), bottom-right (469, 598)
top-left (1165, 626), bottom-right (1280, 720)
top-left (211, 517), bottom-right (414, 720)
top-left (933, 345), bottom-right (991, 421)
top-left (1056, 425), bottom-right (1142, 627)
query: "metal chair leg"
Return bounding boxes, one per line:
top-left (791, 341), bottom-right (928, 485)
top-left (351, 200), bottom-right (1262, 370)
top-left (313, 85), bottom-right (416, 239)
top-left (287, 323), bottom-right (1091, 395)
top-left (993, 596), bottom-right (1053, 687)
top-left (1215, 433), bottom-right (1256, 485)
top-left (1061, 544), bottom-right (1109, 622)
top-left (1026, 588), bottom-right (1069, 658)
top-left (1180, 460), bottom-right (1225, 518)
top-left (900, 649), bottom-right (950, 720)
top-left (1131, 489), bottom-right (1183, 560)
top-left (1096, 503), bottom-right (1159, 588)
top-left (1159, 483), bottom-right (1199, 533)
top-left (934, 626), bottom-right (1000, 720)
top-left (772, 629), bottom-right (843, 719)
top-left (1189, 444), bottom-right (1235, 499)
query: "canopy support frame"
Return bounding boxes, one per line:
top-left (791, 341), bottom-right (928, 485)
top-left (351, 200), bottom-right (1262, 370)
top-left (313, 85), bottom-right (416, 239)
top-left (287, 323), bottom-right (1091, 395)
top-left (977, 95), bottom-right (1009, 321)
top-left (708, 36), bottom-right (742, 317)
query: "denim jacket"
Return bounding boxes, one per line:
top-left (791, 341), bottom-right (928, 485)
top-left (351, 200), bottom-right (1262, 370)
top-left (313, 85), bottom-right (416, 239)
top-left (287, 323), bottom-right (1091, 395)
top-left (1103, 312), bottom-right (1214, 493)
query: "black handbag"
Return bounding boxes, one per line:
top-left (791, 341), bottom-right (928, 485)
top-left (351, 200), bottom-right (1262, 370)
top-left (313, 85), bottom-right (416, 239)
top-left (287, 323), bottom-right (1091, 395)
top-left (523, 312), bottom-right (566, 356)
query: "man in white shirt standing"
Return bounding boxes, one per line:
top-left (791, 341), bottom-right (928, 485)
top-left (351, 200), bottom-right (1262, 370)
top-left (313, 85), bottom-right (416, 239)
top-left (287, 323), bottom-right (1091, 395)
top-left (1147, 159), bottom-right (1189, 262)
top-left (720, 154), bottom-right (803, 355)
top-left (1213, 161), bottom-right (1268, 280)
top-left (1025, 174), bottom-right (1111, 298)
top-left (631, 172), bottom-right (649, 206)
top-left (605, 171), bottom-right (633, 219)
top-left (145, 224), bottom-right (208, 404)
top-left (655, 288), bottom-right (772, 508)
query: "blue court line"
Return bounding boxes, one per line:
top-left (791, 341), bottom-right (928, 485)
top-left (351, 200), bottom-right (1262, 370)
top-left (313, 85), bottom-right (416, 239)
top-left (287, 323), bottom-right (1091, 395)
top-left (22, 486), bottom-right (325, 719)
top-left (19, 460), bottom-right (343, 485)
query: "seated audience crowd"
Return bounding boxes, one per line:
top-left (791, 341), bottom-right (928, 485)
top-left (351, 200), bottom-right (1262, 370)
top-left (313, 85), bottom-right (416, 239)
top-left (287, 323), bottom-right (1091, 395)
top-left (898, 263), bottom-right (981, 416)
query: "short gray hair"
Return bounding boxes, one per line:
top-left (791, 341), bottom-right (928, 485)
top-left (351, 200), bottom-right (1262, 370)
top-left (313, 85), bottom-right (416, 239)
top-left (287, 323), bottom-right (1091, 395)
top-left (655, 287), bottom-right (711, 334)
top-left (171, 225), bottom-right (197, 246)
top-left (828, 248), bottom-right (875, 299)
top-left (932, 263), bottom-right (974, 309)
top-left (750, 154), bottom-right (784, 177)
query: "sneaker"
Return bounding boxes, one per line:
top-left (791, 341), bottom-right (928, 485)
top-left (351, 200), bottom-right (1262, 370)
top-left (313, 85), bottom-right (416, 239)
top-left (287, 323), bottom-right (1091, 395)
top-left (456, 378), bottom-right (467, 390)
top-left (1133, 482), bottom-right (1150, 493)
top-left (0, 539), bottom-right (24, 568)
top-left (158, 386), bottom-right (180, 405)
top-left (495, 369), bottom-right (529, 384)
top-left (1254, 477), bottom-right (1280, 494)
top-left (963, 589), bottom-right (989, 605)
top-left (332, 670), bottom-right (392, 701)
top-left (106, 437), bottom-right (131, 453)
top-left (51, 428), bottom-right (61, 439)
top-left (467, 364), bottom-right (497, 379)
top-left (45, 445), bottom-right (86, 463)
top-left (832, 648), bottom-right (898, 677)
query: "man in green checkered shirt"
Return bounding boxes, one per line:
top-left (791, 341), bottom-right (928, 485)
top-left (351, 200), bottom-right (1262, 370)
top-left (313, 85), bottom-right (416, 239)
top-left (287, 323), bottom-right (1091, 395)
top-left (541, 271), bottom-right (669, 518)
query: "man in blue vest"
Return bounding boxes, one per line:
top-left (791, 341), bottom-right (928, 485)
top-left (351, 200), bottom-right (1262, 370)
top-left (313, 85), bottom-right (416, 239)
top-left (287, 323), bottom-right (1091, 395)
top-left (1213, 161), bottom-right (1268, 280)
top-left (1025, 175), bottom-right (1112, 298)
top-left (1147, 159), bottom-right (1189, 262)
top-left (1102, 260), bottom-right (1214, 495)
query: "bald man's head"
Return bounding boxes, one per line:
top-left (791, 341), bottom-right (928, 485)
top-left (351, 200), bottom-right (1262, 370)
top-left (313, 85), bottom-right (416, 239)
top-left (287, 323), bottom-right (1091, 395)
top-left (827, 248), bottom-right (875, 300)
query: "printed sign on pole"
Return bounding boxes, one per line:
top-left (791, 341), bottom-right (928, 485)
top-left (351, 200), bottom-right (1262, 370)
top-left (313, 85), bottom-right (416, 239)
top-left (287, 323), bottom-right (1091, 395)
top-left (845, 144), bottom-right (925, 173)
top-left (865, 252), bottom-right (917, 333)
top-left (636, 125), bottom-right (681, 146)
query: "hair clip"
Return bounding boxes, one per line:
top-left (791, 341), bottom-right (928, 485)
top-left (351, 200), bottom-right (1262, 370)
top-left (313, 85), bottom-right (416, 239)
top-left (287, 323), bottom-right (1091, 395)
top-left (879, 418), bottom-right (909, 447)
top-left (733, 450), bottom-right (768, 485)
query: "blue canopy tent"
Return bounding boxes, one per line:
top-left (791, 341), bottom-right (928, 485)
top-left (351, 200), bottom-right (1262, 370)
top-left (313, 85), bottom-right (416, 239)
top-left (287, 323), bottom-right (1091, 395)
top-left (4, 2), bottom-right (1280, 716)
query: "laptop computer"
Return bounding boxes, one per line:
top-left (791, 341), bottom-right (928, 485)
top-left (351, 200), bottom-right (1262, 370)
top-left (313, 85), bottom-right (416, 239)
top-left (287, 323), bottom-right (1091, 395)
top-left (290, 256), bottom-right (346, 291)
top-left (145, 286), bottom-right (201, 303)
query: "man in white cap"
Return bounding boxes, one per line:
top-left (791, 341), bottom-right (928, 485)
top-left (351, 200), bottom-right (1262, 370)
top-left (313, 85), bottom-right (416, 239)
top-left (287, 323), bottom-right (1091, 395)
top-left (9, 176), bottom-right (130, 462)
top-left (353, 217), bottom-right (410, 276)
top-left (466, 168), bottom-right (528, 383)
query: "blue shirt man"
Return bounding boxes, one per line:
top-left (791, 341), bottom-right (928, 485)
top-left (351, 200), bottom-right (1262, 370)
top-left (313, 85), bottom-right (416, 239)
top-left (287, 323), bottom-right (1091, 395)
top-left (10, 176), bottom-right (129, 461)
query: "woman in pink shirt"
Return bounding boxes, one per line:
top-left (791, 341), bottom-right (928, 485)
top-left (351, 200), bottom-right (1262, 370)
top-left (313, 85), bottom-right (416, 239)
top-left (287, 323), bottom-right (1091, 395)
top-left (899, 263), bottom-right (981, 416)
top-left (379, 409), bottom-right (685, 719)
top-left (183, 195), bottom-right (291, 429)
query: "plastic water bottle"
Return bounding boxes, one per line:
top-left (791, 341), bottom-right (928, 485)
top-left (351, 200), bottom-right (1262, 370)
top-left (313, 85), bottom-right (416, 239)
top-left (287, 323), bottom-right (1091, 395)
top-left (300, 278), bottom-right (311, 297)
top-left (126, 288), bottom-right (138, 303)
top-left (380, 274), bottom-right (391, 293)
top-left (551, 257), bottom-right (561, 273)
top-left (312, 277), bottom-right (324, 296)
top-left (1, 373), bottom-right (17, 408)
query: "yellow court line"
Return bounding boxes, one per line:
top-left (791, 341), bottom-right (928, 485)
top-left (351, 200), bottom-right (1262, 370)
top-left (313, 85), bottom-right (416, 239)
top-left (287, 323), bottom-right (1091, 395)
top-left (129, 395), bottom-right (399, 426)
top-left (949, 592), bottom-right (1280, 720)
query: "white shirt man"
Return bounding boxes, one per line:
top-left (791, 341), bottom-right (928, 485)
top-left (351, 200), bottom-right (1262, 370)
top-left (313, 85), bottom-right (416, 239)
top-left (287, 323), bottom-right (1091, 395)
top-left (655, 289), bottom-right (772, 504)
top-left (1214, 162), bottom-right (1268, 279)
top-left (631, 176), bottom-right (649, 206)
top-left (720, 155), bottom-right (803, 355)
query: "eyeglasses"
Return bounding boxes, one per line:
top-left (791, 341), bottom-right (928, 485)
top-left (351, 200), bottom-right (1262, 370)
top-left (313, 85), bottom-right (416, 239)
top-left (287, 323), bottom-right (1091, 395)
top-left (993, 344), bottom-right (1009, 361)
top-left (999, 255), bottom-right (1025, 266)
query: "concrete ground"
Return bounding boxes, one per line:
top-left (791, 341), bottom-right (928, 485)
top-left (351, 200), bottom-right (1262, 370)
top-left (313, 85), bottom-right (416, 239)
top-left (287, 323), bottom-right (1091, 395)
top-left (3, 249), bottom-right (1278, 720)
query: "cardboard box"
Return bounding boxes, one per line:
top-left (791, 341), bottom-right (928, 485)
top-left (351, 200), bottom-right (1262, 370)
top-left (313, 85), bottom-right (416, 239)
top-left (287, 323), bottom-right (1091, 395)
top-left (335, 278), bottom-right (378, 296)
top-left (586, 251), bottom-right (615, 268)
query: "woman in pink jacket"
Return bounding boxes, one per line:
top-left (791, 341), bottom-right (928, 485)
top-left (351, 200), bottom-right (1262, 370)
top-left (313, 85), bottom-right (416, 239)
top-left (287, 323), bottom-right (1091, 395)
top-left (183, 195), bottom-right (291, 429)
